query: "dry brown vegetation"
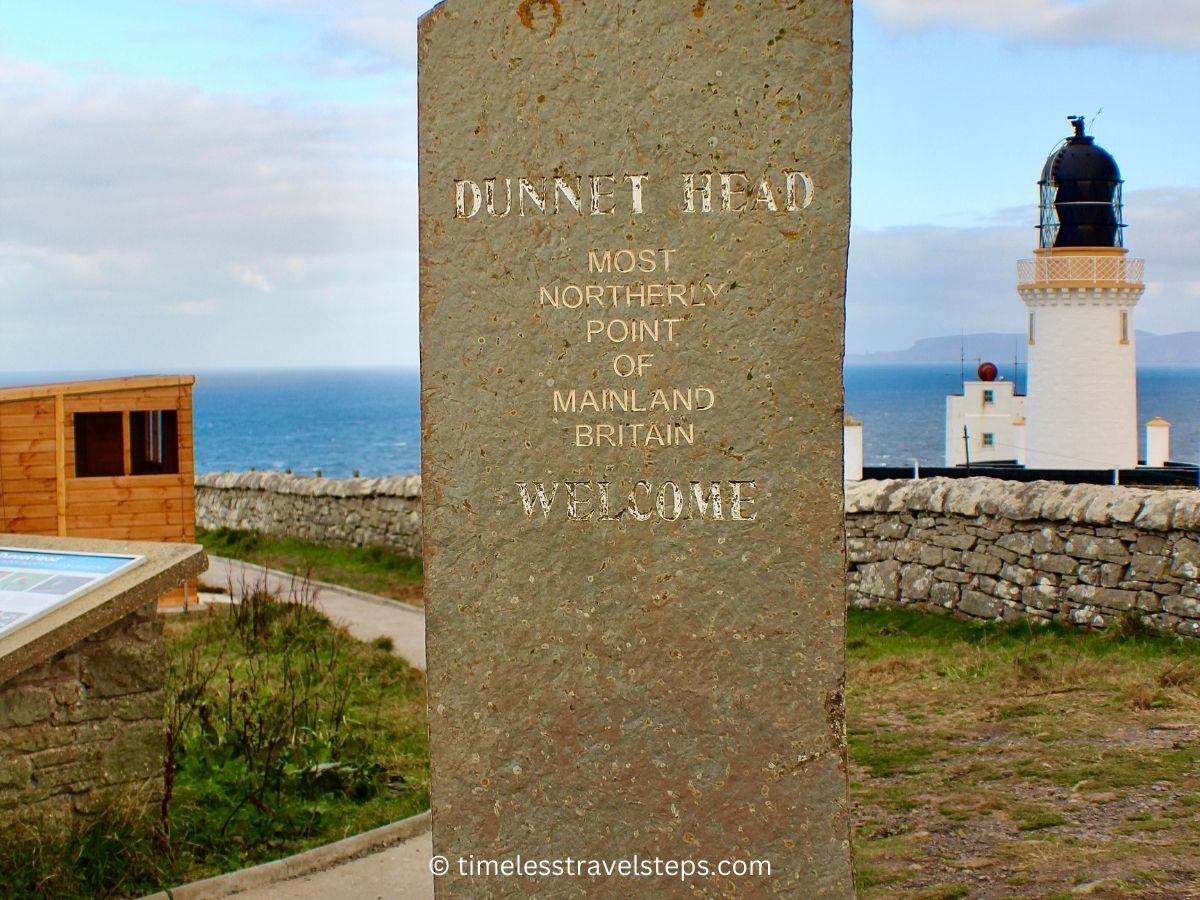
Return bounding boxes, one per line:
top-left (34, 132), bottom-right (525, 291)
top-left (848, 609), bottom-right (1200, 899)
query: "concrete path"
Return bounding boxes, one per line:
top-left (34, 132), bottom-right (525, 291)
top-left (226, 830), bottom-right (434, 900)
top-left (170, 556), bottom-right (435, 899)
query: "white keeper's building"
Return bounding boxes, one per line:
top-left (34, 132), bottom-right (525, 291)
top-left (945, 367), bottom-right (1026, 467)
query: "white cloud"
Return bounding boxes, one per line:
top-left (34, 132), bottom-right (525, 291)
top-left (0, 56), bottom-right (418, 370)
top-left (847, 221), bottom-right (1029, 354)
top-left (847, 188), bottom-right (1200, 353)
top-left (231, 265), bottom-right (275, 293)
top-left (244, 0), bottom-right (428, 75)
top-left (865, 0), bottom-right (1200, 51)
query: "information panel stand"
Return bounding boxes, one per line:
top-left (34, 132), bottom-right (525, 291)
top-left (0, 533), bottom-right (206, 687)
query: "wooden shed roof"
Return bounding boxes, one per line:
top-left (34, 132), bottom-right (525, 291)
top-left (0, 375), bottom-right (195, 405)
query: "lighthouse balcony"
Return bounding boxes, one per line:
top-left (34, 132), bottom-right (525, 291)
top-left (1017, 253), bottom-right (1143, 289)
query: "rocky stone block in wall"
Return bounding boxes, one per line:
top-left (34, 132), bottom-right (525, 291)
top-left (988, 544), bottom-right (1019, 565)
top-left (1137, 591), bottom-right (1163, 612)
top-left (1100, 562), bottom-right (1125, 588)
top-left (963, 550), bottom-right (1003, 576)
top-left (1067, 585), bottom-right (1137, 613)
top-left (1134, 493), bottom-right (1178, 531)
top-left (997, 532), bottom-right (1036, 556)
top-left (1152, 582), bottom-right (1181, 598)
top-left (900, 564), bottom-right (932, 601)
top-left (0, 685), bottom-right (55, 729)
top-left (1000, 563), bottom-right (1036, 587)
top-left (1164, 595), bottom-right (1200, 618)
top-left (931, 532), bottom-right (977, 551)
top-left (874, 519), bottom-right (910, 540)
top-left (930, 582), bottom-right (960, 607)
top-left (959, 590), bottom-right (1003, 620)
top-left (1063, 535), bottom-right (1131, 565)
top-left (1135, 534), bottom-right (1168, 556)
top-left (1083, 488), bottom-right (1146, 526)
top-left (990, 579), bottom-right (1022, 602)
top-left (0, 756), bottom-right (31, 792)
top-left (973, 575), bottom-right (998, 594)
top-left (1078, 563), bottom-right (1102, 586)
top-left (1033, 553), bottom-right (1078, 576)
top-left (1169, 539), bottom-right (1200, 580)
top-left (848, 536), bottom-right (886, 564)
top-left (934, 566), bottom-right (972, 585)
top-left (1021, 583), bottom-right (1060, 612)
top-left (860, 560), bottom-right (902, 601)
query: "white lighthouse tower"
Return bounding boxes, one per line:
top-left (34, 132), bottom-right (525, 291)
top-left (1018, 117), bottom-right (1145, 470)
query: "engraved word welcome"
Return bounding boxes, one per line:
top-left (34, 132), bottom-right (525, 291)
top-left (515, 479), bottom-right (759, 522)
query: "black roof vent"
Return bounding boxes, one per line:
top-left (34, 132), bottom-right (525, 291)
top-left (1038, 116), bottom-right (1124, 249)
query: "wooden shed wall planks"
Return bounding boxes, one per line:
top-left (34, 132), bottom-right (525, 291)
top-left (0, 398), bottom-right (59, 533)
top-left (0, 376), bottom-right (197, 606)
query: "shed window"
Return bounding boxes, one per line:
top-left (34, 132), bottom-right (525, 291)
top-left (982, 433), bottom-right (995, 448)
top-left (74, 413), bottom-right (125, 477)
top-left (74, 409), bottom-right (179, 477)
top-left (131, 411), bottom-right (179, 474)
top-left (982, 390), bottom-right (994, 404)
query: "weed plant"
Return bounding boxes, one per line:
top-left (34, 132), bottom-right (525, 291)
top-left (164, 584), bottom-right (429, 875)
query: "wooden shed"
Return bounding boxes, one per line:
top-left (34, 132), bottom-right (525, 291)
top-left (0, 376), bottom-right (197, 606)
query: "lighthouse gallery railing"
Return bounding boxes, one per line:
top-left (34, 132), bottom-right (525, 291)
top-left (1017, 255), bottom-right (1144, 286)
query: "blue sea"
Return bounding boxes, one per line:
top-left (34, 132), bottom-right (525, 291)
top-left (195, 365), bottom-right (1200, 473)
top-left (192, 368), bottom-right (422, 477)
top-left (846, 365), bottom-right (1200, 469)
top-left (1, 366), bottom-right (1197, 475)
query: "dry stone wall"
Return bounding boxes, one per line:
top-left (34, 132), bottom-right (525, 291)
top-left (195, 472), bottom-right (422, 557)
top-left (846, 477), bottom-right (1200, 636)
top-left (0, 602), bottom-right (165, 834)
top-left (195, 473), bottom-right (1200, 636)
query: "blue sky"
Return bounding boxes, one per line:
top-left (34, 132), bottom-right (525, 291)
top-left (1, 0), bottom-right (1198, 369)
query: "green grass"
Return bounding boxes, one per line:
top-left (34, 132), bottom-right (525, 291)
top-left (0, 806), bottom-right (174, 899)
top-left (8, 570), bottom-right (1200, 898)
top-left (848, 606), bottom-right (1200, 664)
top-left (847, 731), bottom-right (937, 778)
top-left (198, 527), bottom-right (423, 605)
top-left (1015, 810), bottom-right (1069, 831)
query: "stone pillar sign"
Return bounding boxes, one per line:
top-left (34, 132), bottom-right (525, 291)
top-left (419, 1), bottom-right (853, 895)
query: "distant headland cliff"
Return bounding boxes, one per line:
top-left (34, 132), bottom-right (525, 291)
top-left (847, 331), bottom-right (1200, 367)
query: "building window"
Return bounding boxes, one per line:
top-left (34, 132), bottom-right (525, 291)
top-left (1120, 310), bottom-right (1130, 344)
top-left (1028, 312), bottom-right (1035, 345)
top-left (982, 433), bottom-right (995, 448)
top-left (75, 410), bottom-right (179, 477)
top-left (130, 411), bottom-right (180, 475)
top-left (982, 390), bottom-right (994, 404)
top-left (74, 413), bottom-right (125, 477)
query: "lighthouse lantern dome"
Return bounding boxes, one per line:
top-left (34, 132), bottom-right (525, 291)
top-left (1038, 116), bottom-right (1124, 250)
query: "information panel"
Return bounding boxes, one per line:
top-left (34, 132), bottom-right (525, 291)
top-left (0, 547), bottom-right (144, 638)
